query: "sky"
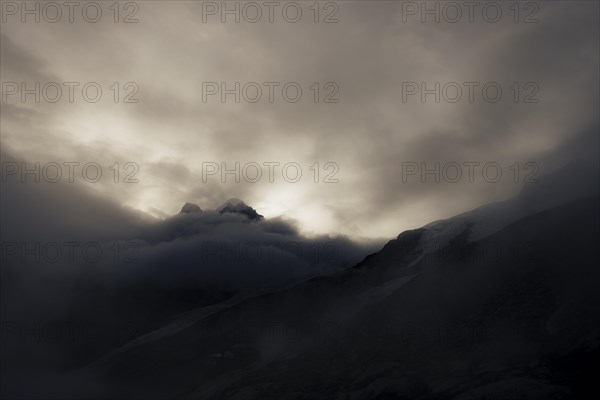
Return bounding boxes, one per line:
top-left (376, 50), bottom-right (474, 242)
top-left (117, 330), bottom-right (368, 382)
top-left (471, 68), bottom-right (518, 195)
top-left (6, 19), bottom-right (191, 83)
top-left (1, 0), bottom-right (598, 239)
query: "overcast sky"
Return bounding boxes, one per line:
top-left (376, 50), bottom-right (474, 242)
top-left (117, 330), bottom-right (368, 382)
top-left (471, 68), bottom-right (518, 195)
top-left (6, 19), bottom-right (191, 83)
top-left (1, 1), bottom-right (598, 239)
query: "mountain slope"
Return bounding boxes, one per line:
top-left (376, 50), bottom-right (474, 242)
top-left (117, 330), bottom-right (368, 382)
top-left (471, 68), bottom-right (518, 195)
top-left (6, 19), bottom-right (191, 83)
top-left (87, 185), bottom-right (599, 399)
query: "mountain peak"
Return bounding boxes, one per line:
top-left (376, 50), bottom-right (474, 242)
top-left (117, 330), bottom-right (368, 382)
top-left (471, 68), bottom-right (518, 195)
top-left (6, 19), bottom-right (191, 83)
top-left (180, 202), bottom-right (202, 214)
top-left (217, 198), bottom-right (263, 221)
top-left (216, 198), bottom-right (245, 211)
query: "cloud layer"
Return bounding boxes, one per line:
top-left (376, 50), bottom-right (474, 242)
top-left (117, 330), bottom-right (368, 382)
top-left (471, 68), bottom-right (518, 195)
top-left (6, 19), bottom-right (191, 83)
top-left (1, 1), bottom-right (598, 238)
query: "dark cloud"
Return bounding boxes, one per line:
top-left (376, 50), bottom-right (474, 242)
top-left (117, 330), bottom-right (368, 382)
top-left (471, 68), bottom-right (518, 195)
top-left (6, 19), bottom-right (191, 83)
top-left (1, 146), bottom-right (381, 329)
top-left (1, 2), bottom-right (597, 236)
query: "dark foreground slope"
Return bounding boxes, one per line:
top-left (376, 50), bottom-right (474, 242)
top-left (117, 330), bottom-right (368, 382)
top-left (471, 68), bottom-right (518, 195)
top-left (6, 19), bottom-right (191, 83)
top-left (89, 193), bottom-right (599, 400)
